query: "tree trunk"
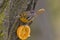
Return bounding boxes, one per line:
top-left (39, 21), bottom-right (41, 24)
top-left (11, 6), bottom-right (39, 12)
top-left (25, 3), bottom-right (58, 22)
top-left (0, 0), bottom-right (29, 40)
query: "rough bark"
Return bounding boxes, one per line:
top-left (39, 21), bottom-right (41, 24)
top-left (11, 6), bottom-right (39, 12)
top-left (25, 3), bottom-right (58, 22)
top-left (0, 0), bottom-right (30, 40)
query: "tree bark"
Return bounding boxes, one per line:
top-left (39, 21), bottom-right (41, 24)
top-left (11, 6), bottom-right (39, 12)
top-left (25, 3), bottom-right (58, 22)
top-left (0, 0), bottom-right (29, 40)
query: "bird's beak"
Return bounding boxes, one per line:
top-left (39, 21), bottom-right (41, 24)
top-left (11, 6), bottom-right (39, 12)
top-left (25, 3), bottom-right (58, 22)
top-left (37, 8), bottom-right (45, 15)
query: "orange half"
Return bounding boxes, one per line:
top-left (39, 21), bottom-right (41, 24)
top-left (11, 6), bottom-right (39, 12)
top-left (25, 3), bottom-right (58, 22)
top-left (17, 25), bottom-right (31, 40)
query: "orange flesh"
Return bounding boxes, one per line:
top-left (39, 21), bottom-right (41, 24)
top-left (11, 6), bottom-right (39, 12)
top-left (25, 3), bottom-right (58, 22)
top-left (17, 25), bottom-right (31, 40)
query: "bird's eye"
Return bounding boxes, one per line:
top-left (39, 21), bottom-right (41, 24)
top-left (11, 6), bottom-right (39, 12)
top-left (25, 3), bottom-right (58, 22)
top-left (27, 16), bottom-right (30, 19)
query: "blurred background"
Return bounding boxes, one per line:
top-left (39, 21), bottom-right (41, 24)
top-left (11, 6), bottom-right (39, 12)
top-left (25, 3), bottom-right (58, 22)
top-left (30, 0), bottom-right (60, 40)
top-left (0, 0), bottom-right (60, 40)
